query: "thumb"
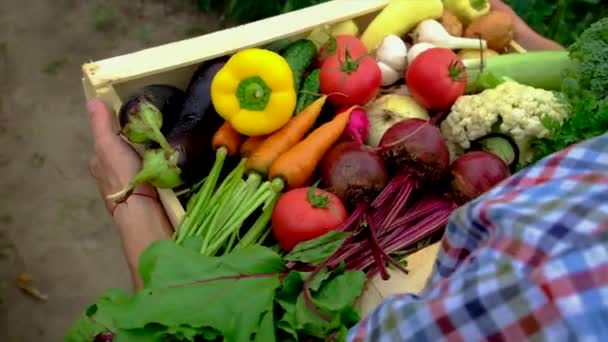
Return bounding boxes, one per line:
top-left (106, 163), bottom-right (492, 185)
top-left (87, 97), bottom-right (117, 143)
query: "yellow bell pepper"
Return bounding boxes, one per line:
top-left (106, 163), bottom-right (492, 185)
top-left (443, 0), bottom-right (490, 25)
top-left (210, 48), bottom-right (297, 136)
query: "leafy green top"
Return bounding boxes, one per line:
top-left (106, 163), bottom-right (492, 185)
top-left (532, 17), bottom-right (608, 160)
top-left (66, 232), bottom-right (365, 342)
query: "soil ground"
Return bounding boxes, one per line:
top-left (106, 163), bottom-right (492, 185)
top-left (0, 1), bottom-right (224, 340)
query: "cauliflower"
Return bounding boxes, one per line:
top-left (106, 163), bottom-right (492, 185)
top-left (440, 80), bottom-right (569, 163)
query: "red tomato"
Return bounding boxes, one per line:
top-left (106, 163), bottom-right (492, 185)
top-left (271, 186), bottom-right (347, 251)
top-left (320, 53), bottom-right (381, 108)
top-left (405, 47), bottom-right (467, 110)
top-left (318, 35), bottom-right (368, 64)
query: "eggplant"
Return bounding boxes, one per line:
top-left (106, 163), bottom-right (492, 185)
top-left (108, 58), bottom-right (232, 204)
top-left (118, 84), bottom-right (186, 137)
top-left (164, 57), bottom-right (230, 185)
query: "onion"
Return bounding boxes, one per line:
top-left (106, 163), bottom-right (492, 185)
top-left (450, 151), bottom-right (511, 204)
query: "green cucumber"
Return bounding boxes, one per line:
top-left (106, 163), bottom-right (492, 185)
top-left (263, 38), bottom-right (293, 53)
top-left (281, 39), bottom-right (317, 91)
top-left (295, 69), bottom-right (320, 114)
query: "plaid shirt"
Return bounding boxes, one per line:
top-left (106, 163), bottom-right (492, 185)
top-left (348, 132), bottom-right (608, 342)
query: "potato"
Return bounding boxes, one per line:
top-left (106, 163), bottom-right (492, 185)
top-left (464, 11), bottom-right (514, 52)
top-left (457, 48), bottom-right (499, 60)
top-left (440, 10), bottom-right (463, 37)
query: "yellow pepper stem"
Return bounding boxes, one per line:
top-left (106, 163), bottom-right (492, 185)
top-left (236, 76), bottom-right (271, 111)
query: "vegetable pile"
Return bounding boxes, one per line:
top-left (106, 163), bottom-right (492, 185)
top-left (69, 1), bottom-right (608, 341)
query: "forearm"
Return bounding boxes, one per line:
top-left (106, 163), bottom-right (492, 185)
top-left (515, 23), bottom-right (565, 51)
top-left (488, 0), bottom-right (564, 51)
top-left (112, 186), bottom-right (173, 289)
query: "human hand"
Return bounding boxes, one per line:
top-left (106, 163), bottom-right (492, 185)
top-left (488, 0), bottom-right (528, 34)
top-left (87, 97), bottom-right (156, 212)
top-left (488, 0), bottom-right (564, 51)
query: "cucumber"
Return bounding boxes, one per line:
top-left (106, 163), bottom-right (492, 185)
top-left (470, 133), bottom-right (520, 171)
top-left (281, 39), bottom-right (317, 91)
top-left (263, 38), bottom-right (293, 54)
top-left (295, 69), bottom-right (320, 114)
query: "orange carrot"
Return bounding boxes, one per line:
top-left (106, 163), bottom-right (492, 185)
top-left (269, 105), bottom-right (355, 189)
top-left (246, 95), bottom-right (328, 175)
top-left (240, 135), bottom-right (268, 157)
top-left (212, 121), bottom-right (244, 157)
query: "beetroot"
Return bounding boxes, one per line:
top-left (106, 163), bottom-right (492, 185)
top-left (378, 118), bottom-right (450, 183)
top-left (319, 141), bottom-right (387, 207)
top-left (450, 151), bottom-right (511, 204)
top-left (302, 120), bottom-right (457, 281)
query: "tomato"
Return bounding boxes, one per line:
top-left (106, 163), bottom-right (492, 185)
top-left (318, 35), bottom-right (368, 64)
top-left (271, 186), bottom-right (347, 251)
top-left (405, 47), bottom-right (467, 110)
top-left (320, 52), bottom-right (381, 108)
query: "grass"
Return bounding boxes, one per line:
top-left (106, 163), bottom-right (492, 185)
top-left (41, 58), bottom-right (69, 76)
top-left (183, 26), bottom-right (209, 39)
top-left (136, 24), bottom-right (154, 46)
top-left (93, 3), bottom-right (119, 32)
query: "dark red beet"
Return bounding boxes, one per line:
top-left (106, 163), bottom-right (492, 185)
top-left (378, 118), bottom-right (450, 183)
top-left (450, 151), bottom-right (511, 204)
top-left (319, 141), bottom-right (388, 207)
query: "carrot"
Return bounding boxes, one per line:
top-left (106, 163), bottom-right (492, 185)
top-left (246, 95), bottom-right (328, 175)
top-left (240, 135), bottom-right (268, 157)
top-left (269, 105), bottom-right (355, 189)
top-left (212, 121), bottom-right (244, 157)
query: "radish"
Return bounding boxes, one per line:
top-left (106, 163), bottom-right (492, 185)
top-left (345, 108), bottom-right (370, 145)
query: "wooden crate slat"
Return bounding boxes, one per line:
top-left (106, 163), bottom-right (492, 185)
top-left (83, 0), bottom-right (389, 89)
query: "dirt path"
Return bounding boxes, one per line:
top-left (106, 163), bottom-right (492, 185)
top-left (0, 1), bottom-right (223, 340)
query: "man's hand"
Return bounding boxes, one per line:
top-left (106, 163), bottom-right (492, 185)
top-left (488, 0), bottom-right (564, 51)
top-left (86, 97), bottom-right (156, 212)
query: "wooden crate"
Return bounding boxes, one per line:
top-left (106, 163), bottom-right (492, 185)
top-left (80, 0), bottom-right (509, 315)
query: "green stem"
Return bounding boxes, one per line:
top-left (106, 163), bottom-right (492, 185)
top-left (150, 122), bottom-right (173, 155)
top-left (196, 204), bottom-right (220, 250)
top-left (234, 192), bottom-right (280, 250)
top-left (199, 173), bottom-right (244, 244)
top-left (215, 172), bottom-right (260, 227)
top-left (200, 172), bottom-right (264, 254)
top-left (174, 148), bottom-right (227, 241)
top-left (223, 230), bottom-right (239, 255)
top-left (203, 184), bottom-right (273, 256)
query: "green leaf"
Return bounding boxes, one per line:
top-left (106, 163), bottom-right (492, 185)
top-left (114, 325), bottom-right (164, 342)
top-left (313, 271), bottom-right (366, 312)
top-left (253, 310), bottom-right (276, 342)
top-left (70, 241), bottom-right (285, 342)
top-left (276, 309), bottom-right (299, 342)
top-left (305, 267), bottom-right (331, 292)
top-left (294, 293), bottom-right (334, 338)
top-left (85, 304), bottom-right (98, 317)
top-left (137, 239), bottom-right (285, 288)
top-left (199, 326), bottom-right (222, 341)
top-left (180, 236), bottom-right (203, 253)
top-left (284, 231), bottom-right (348, 265)
top-left (65, 288), bottom-right (129, 342)
top-left (276, 272), bottom-right (304, 310)
top-left (164, 324), bottom-right (208, 341)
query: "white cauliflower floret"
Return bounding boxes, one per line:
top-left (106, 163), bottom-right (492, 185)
top-left (440, 81), bottom-right (569, 162)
